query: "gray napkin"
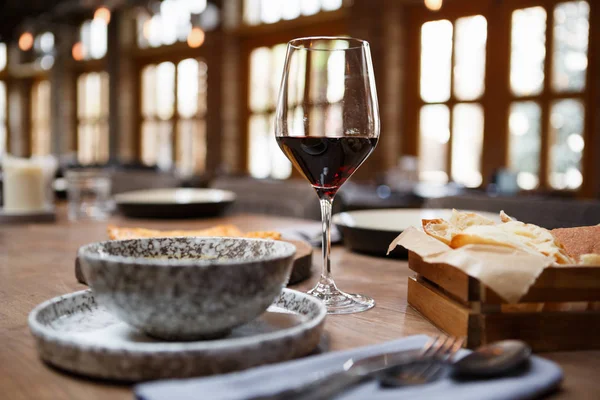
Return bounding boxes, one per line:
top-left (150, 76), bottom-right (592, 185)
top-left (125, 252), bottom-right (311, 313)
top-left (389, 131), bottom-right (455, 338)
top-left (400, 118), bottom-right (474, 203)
top-left (135, 335), bottom-right (563, 400)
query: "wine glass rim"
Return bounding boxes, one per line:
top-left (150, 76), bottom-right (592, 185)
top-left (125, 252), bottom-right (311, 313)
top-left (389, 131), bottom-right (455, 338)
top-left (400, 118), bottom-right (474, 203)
top-left (288, 36), bottom-right (369, 51)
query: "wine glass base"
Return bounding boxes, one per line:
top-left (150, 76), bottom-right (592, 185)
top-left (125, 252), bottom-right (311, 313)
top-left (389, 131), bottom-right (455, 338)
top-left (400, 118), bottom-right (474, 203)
top-left (307, 280), bottom-right (375, 315)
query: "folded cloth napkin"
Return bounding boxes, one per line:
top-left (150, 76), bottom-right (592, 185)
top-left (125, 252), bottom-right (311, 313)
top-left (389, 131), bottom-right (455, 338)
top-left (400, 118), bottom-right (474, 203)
top-left (135, 335), bottom-right (563, 400)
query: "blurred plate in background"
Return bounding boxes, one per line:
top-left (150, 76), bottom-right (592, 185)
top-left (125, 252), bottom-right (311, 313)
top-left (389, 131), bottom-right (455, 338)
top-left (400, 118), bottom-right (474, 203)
top-left (333, 208), bottom-right (499, 258)
top-left (115, 188), bottom-right (236, 219)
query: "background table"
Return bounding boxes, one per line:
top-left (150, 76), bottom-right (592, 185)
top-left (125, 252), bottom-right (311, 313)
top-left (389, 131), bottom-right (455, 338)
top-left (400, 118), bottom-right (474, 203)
top-left (1, 212), bottom-right (599, 399)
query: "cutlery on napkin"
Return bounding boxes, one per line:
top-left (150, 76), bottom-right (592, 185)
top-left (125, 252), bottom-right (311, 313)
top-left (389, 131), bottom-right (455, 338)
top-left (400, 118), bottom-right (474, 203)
top-left (135, 335), bottom-right (563, 400)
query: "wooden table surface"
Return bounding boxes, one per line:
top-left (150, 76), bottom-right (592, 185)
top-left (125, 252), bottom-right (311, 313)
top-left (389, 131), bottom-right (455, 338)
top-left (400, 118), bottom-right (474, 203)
top-left (1, 212), bottom-right (599, 399)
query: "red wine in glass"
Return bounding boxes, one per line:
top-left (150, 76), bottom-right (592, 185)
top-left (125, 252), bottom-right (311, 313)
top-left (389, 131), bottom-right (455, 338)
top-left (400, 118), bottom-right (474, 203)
top-left (276, 136), bottom-right (378, 197)
top-left (276, 37), bottom-right (380, 314)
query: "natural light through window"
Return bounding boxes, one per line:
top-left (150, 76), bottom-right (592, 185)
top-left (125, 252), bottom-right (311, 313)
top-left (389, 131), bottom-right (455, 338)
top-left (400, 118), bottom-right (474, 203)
top-left (414, 2), bottom-right (589, 192)
top-left (454, 16), bottom-right (487, 101)
top-left (509, 102), bottom-right (541, 190)
top-left (79, 19), bottom-right (107, 60)
top-left (419, 104), bottom-right (449, 184)
top-left (0, 42), bottom-right (7, 71)
top-left (137, 0), bottom-right (211, 49)
top-left (141, 59), bottom-right (207, 176)
top-left (552, 1), bottom-right (589, 92)
top-left (176, 59), bottom-right (208, 176)
top-left (77, 72), bottom-right (109, 165)
top-left (29, 32), bottom-right (55, 70)
top-left (0, 43), bottom-right (6, 71)
top-left (549, 99), bottom-right (584, 189)
top-left (0, 81), bottom-right (6, 158)
top-left (248, 44), bottom-right (292, 179)
top-left (420, 20), bottom-right (453, 103)
top-left (244, 0), bottom-right (343, 25)
top-left (31, 81), bottom-right (52, 157)
top-left (510, 7), bottom-right (546, 96)
top-left (452, 104), bottom-right (484, 187)
top-left (142, 62), bottom-right (175, 170)
top-left (418, 15), bottom-right (486, 188)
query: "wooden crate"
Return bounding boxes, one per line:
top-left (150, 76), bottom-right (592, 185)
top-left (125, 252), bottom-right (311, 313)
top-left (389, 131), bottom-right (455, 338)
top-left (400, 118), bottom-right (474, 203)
top-left (407, 251), bottom-right (600, 352)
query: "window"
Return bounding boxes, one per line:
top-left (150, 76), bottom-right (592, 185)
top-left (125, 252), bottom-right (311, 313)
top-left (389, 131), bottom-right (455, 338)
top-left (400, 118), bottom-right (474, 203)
top-left (417, 16), bottom-right (487, 187)
top-left (0, 43), bottom-right (7, 71)
top-left (508, 1), bottom-right (589, 190)
top-left (18, 32), bottom-right (54, 68)
top-left (31, 80), bottom-right (51, 156)
top-left (247, 39), bottom-right (349, 179)
top-left (77, 19), bottom-right (108, 60)
top-left (408, 0), bottom-right (591, 192)
top-left (0, 81), bottom-right (6, 158)
top-left (0, 43), bottom-right (6, 158)
top-left (243, 0), bottom-right (343, 25)
top-left (141, 59), bottom-right (208, 176)
top-left (34, 32), bottom-right (55, 70)
top-left (247, 44), bottom-right (292, 179)
top-left (242, 1), bottom-right (347, 178)
top-left (77, 72), bottom-right (109, 164)
top-left (136, 0), bottom-right (216, 49)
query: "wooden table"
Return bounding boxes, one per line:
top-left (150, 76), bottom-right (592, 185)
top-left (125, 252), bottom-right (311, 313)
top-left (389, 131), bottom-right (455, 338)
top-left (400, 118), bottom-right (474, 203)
top-left (1, 212), bottom-right (599, 399)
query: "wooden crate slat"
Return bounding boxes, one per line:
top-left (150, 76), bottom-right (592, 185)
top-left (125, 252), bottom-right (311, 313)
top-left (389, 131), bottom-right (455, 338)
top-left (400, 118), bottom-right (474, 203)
top-left (407, 277), bottom-right (480, 348)
top-left (483, 311), bottom-right (600, 352)
top-left (408, 252), bottom-right (470, 303)
top-left (408, 251), bottom-right (600, 304)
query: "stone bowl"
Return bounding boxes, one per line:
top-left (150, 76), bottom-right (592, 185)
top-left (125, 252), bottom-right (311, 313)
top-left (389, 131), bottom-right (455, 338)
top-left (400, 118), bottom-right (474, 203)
top-left (77, 237), bottom-right (296, 341)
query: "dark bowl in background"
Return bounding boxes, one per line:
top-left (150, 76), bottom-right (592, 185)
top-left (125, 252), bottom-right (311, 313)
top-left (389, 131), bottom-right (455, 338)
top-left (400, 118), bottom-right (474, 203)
top-left (114, 188), bottom-right (236, 219)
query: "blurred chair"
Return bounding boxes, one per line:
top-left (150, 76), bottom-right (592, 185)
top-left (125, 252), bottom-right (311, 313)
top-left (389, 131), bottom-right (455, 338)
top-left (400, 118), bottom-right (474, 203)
top-left (424, 194), bottom-right (600, 228)
top-left (211, 176), bottom-right (344, 220)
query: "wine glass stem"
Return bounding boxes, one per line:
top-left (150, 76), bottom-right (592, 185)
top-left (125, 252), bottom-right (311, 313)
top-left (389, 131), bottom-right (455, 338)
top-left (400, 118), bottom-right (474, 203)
top-left (318, 193), bottom-right (334, 281)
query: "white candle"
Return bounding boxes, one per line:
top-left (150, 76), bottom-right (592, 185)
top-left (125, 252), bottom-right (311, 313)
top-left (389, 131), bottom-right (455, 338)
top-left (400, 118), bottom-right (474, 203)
top-left (2, 156), bottom-right (46, 212)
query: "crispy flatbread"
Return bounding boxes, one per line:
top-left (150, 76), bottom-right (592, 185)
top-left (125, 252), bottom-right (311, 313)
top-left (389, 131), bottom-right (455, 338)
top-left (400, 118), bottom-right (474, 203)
top-left (449, 209), bottom-right (496, 229)
top-left (240, 231), bottom-right (281, 240)
top-left (422, 209), bottom-right (495, 246)
top-left (421, 210), bottom-right (576, 265)
top-left (107, 225), bottom-right (281, 241)
top-left (501, 221), bottom-right (574, 265)
top-left (422, 218), bottom-right (455, 245)
top-left (499, 210), bottom-right (514, 223)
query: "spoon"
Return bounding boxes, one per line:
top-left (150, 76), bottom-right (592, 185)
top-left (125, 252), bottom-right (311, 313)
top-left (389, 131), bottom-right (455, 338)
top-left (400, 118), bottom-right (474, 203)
top-left (379, 340), bottom-right (532, 387)
top-left (453, 340), bottom-right (532, 378)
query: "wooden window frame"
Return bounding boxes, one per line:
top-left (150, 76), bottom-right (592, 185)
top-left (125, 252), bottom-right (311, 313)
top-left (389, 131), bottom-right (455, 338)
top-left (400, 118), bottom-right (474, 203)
top-left (238, 10), bottom-right (348, 177)
top-left (73, 56), bottom-right (108, 163)
top-left (135, 52), bottom-right (209, 172)
top-left (0, 52), bottom-right (9, 153)
top-left (403, 0), bottom-right (597, 196)
top-left (75, 69), bottom-right (110, 165)
top-left (30, 78), bottom-right (52, 157)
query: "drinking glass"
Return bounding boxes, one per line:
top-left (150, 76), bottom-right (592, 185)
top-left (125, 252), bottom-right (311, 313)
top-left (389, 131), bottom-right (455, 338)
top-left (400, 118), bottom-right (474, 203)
top-left (66, 169), bottom-right (112, 221)
top-left (275, 37), bottom-right (380, 314)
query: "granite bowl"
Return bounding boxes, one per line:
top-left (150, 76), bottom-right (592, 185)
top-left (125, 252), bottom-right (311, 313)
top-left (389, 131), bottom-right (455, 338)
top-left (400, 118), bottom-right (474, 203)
top-left (77, 237), bottom-right (296, 341)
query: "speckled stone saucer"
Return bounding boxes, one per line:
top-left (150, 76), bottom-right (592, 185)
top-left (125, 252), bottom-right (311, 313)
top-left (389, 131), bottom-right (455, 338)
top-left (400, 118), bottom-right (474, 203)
top-left (28, 289), bottom-right (326, 382)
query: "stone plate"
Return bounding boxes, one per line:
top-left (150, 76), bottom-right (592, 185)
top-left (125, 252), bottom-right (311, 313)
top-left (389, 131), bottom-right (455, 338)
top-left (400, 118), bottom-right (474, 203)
top-left (28, 289), bottom-right (326, 382)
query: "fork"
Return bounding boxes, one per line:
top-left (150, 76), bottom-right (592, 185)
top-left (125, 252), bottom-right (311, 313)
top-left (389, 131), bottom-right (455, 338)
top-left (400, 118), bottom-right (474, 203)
top-left (379, 336), bottom-right (465, 387)
top-left (248, 336), bottom-right (462, 400)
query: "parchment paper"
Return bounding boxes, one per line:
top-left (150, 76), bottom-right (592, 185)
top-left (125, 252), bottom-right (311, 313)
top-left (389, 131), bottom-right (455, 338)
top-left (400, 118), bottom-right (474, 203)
top-left (389, 227), bottom-right (555, 303)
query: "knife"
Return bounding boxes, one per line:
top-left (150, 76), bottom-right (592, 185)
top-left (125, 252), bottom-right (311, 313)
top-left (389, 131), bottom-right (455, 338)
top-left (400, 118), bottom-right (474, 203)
top-left (247, 348), bottom-right (427, 400)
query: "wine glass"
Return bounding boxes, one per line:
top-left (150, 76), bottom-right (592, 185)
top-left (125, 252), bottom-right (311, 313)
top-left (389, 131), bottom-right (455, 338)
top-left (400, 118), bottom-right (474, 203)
top-left (275, 37), bottom-right (380, 314)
